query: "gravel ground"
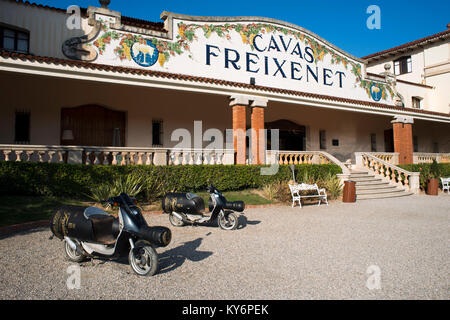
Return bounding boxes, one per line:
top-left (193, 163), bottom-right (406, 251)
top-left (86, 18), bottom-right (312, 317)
top-left (0, 194), bottom-right (449, 300)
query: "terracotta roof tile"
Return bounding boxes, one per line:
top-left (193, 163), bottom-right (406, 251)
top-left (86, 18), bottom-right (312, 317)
top-left (1, 49), bottom-right (449, 119)
top-left (362, 29), bottom-right (450, 61)
top-left (9, 0), bottom-right (165, 32)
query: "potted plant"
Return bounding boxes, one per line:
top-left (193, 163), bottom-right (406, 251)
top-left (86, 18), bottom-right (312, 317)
top-left (426, 159), bottom-right (440, 195)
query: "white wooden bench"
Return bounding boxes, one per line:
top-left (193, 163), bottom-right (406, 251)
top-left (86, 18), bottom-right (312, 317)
top-left (289, 183), bottom-right (328, 208)
top-left (441, 177), bottom-right (450, 194)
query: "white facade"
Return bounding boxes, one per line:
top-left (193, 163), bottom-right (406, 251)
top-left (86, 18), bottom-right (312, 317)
top-left (365, 33), bottom-right (450, 114)
top-left (0, 0), bottom-right (449, 163)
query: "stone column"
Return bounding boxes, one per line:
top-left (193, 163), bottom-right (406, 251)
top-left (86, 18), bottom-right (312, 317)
top-left (391, 116), bottom-right (414, 165)
top-left (250, 98), bottom-right (267, 165)
top-left (230, 95), bottom-right (250, 165)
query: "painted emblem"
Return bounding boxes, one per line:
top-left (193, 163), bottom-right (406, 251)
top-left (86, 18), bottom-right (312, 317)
top-left (130, 39), bottom-right (159, 67)
top-left (370, 83), bottom-right (382, 101)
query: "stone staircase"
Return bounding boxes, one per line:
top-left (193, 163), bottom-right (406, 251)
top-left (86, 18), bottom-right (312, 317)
top-left (350, 170), bottom-right (413, 200)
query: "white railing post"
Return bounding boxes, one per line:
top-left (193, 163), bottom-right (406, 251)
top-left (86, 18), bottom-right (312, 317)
top-left (409, 172), bottom-right (420, 194)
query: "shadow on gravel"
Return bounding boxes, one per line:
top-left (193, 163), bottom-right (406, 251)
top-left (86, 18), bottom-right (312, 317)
top-left (0, 226), bottom-right (49, 240)
top-left (237, 215), bottom-right (260, 230)
top-left (158, 238), bottom-right (213, 274)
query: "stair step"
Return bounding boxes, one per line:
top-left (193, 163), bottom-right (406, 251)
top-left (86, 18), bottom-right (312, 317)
top-left (356, 188), bottom-right (404, 195)
top-left (350, 175), bottom-right (375, 179)
top-left (352, 178), bottom-right (383, 183)
top-left (357, 192), bottom-right (413, 200)
top-left (350, 172), bottom-right (370, 176)
top-left (356, 181), bottom-right (390, 188)
top-left (356, 185), bottom-right (398, 191)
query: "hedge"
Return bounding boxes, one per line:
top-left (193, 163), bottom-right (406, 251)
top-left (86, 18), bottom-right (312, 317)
top-left (0, 162), bottom-right (342, 198)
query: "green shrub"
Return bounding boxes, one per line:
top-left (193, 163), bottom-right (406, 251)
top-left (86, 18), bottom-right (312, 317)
top-left (88, 172), bottom-right (144, 202)
top-left (0, 162), bottom-right (342, 201)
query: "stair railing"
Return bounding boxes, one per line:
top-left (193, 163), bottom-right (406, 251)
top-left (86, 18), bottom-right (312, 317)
top-left (355, 152), bottom-right (420, 194)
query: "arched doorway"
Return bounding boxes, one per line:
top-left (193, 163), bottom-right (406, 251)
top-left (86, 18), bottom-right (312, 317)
top-left (60, 105), bottom-right (126, 146)
top-left (265, 119), bottom-right (306, 151)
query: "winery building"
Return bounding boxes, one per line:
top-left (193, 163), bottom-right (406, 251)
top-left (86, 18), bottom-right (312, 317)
top-left (0, 0), bottom-right (449, 196)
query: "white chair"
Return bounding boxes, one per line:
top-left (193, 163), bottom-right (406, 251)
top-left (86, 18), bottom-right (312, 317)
top-left (441, 177), bottom-right (450, 194)
top-left (289, 183), bottom-right (328, 208)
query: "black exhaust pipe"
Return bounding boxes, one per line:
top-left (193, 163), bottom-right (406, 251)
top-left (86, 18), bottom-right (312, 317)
top-left (139, 226), bottom-right (172, 247)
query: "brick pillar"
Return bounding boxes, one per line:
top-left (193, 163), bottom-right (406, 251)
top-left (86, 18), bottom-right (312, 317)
top-left (230, 95), bottom-right (249, 165)
top-left (391, 116), bottom-right (414, 165)
top-left (250, 98), bottom-right (267, 165)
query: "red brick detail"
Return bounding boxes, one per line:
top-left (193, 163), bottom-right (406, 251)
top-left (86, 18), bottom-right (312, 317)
top-left (251, 107), bottom-right (265, 165)
top-left (393, 122), bottom-right (413, 165)
top-left (232, 105), bottom-right (246, 164)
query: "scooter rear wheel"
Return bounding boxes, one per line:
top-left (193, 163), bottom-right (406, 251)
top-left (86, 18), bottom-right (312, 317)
top-left (169, 212), bottom-right (185, 227)
top-left (129, 240), bottom-right (158, 276)
top-left (64, 240), bottom-right (86, 263)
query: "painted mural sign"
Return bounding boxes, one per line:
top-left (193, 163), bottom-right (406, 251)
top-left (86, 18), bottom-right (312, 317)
top-left (88, 14), bottom-right (394, 104)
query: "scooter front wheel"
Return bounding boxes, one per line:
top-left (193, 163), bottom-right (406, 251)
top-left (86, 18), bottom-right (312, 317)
top-left (218, 211), bottom-right (238, 230)
top-left (129, 240), bottom-right (158, 276)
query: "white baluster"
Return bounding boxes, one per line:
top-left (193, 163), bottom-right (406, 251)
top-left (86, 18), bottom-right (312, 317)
top-left (173, 152), bottom-right (181, 165)
top-left (38, 151), bottom-right (46, 163)
top-left (181, 151), bottom-right (188, 165)
top-left (26, 151), bottom-right (34, 162)
top-left (56, 151), bottom-right (65, 163)
top-left (187, 151), bottom-right (194, 165)
top-left (145, 152), bottom-right (152, 165)
top-left (195, 151), bottom-right (202, 165)
top-left (210, 152), bottom-right (216, 165)
top-left (47, 151), bottom-right (55, 163)
top-left (120, 152), bottom-right (127, 165)
top-left (3, 150), bottom-right (12, 161)
top-left (111, 152), bottom-right (118, 165)
top-left (15, 150), bottom-right (23, 162)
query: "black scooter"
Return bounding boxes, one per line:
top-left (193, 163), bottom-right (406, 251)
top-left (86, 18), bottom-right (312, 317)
top-left (50, 192), bottom-right (171, 276)
top-left (162, 184), bottom-right (245, 230)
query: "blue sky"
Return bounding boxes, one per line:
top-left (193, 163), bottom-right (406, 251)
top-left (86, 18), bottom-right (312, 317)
top-left (40, 0), bottom-right (450, 57)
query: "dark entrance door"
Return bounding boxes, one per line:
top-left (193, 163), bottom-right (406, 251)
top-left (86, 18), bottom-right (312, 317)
top-left (265, 119), bottom-right (306, 151)
top-left (60, 105), bottom-right (126, 146)
top-left (384, 129), bottom-right (394, 152)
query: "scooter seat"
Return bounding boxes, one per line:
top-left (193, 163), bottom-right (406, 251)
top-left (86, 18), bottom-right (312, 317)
top-left (84, 206), bottom-right (110, 219)
top-left (89, 214), bottom-right (116, 245)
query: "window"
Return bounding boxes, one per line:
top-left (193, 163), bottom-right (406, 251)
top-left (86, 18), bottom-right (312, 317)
top-left (319, 130), bottom-right (326, 150)
top-left (413, 136), bottom-right (419, 152)
top-left (152, 119), bottom-right (163, 146)
top-left (412, 97), bottom-right (422, 109)
top-left (394, 56), bottom-right (412, 75)
top-left (332, 139), bottom-right (339, 146)
top-left (370, 133), bottom-right (377, 152)
top-left (14, 111), bottom-right (30, 144)
top-left (0, 25), bottom-right (29, 53)
top-left (433, 142), bottom-right (439, 153)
